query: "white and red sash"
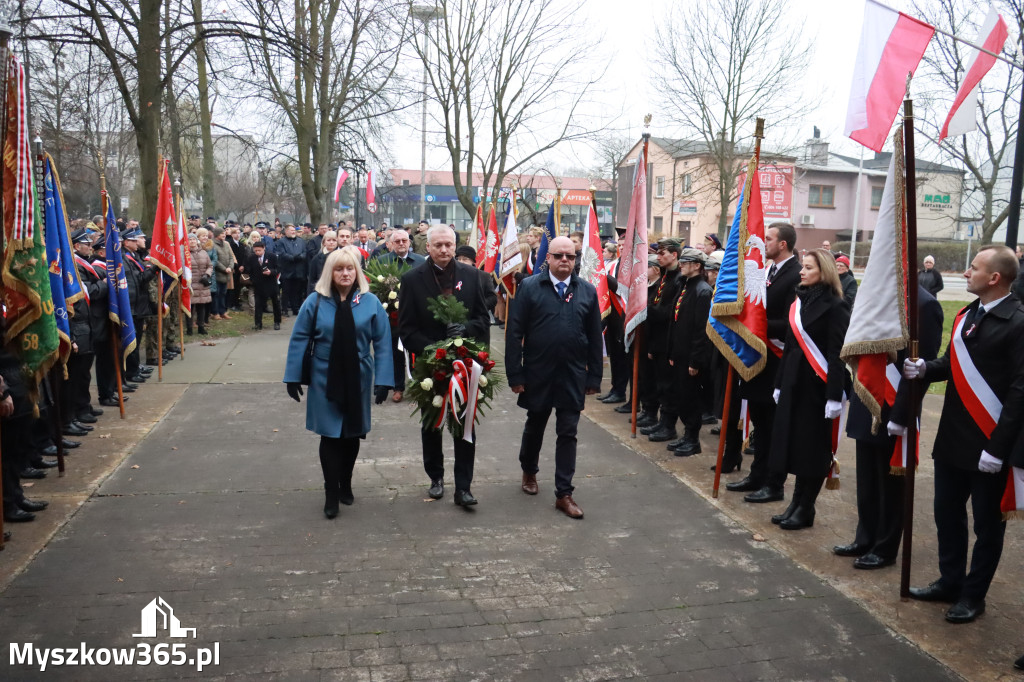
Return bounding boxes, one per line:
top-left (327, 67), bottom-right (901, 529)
top-left (1001, 466), bottom-right (1024, 521)
top-left (950, 309), bottom-right (1001, 437)
top-left (789, 298), bottom-right (828, 383)
top-left (73, 254), bottom-right (96, 303)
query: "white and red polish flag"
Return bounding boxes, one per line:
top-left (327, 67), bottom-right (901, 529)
top-left (333, 166), bottom-right (349, 202)
top-left (845, 0), bottom-right (934, 152)
top-left (617, 145), bottom-right (649, 351)
top-left (939, 6), bottom-right (1009, 141)
top-left (366, 169), bottom-right (378, 213)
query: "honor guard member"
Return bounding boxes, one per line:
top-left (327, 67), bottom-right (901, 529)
top-left (727, 222), bottom-right (800, 503)
top-left (398, 225), bottom-right (491, 507)
top-left (122, 228), bottom-right (157, 382)
top-left (664, 248), bottom-right (713, 456)
top-left (68, 229), bottom-right (111, 423)
top-left (639, 239), bottom-right (684, 443)
top-left (86, 233), bottom-right (122, 407)
top-left (903, 245), bottom-right (1024, 624)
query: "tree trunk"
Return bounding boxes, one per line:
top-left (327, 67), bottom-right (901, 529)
top-left (192, 0), bottom-right (216, 219)
top-left (136, 0), bottom-right (163, 230)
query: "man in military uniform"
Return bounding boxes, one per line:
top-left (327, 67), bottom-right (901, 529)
top-left (639, 239), bottom-right (684, 443)
top-left (122, 228), bottom-right (157, 383)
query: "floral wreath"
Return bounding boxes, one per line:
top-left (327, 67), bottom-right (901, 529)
top-left (364, 259), bottom-right (402, 328)
top-left (405, 295), bottom-right (503, 441)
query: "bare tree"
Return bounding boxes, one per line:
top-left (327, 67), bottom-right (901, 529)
top-left (411, 0), bottom-right (605, 218)
top-left (653, 0), bottom-right (812, 237)
top-left (911, 0), bottom-right (1022, 244)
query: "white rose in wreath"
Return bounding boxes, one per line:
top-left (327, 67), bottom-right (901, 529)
top-left (453, 338), bottom-right (464, 347)
top-left (377, 275), bottom-right (385, 282)
top-left (478, 375), bottom-right (488, 387)
top-left (394, 301), bottom-right (399, 309)
top-left (432, 395), bottom-right (444, 407)
top-left (420, 378), bottom-right (433, 391)
top-left (388, 291), bottom-right (397, 300)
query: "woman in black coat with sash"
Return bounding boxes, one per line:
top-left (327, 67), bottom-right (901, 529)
top-left (769, 249), bottom-right (850, 530)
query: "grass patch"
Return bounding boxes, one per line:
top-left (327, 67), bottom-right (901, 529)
top-left (183, 308), bottom-right (261, 342)
top-left (925, 299), bottom-right (969, 395)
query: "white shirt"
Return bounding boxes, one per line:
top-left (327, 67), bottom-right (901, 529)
top-left (979, 293), bottom-right (1012, 316)
top-left (549, 270), bottom-right (570, 294)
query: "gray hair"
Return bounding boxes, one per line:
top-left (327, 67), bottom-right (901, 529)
top-left (427, 224), bottom-right (455, 244)
top-left (390, 229), bottom-right (410, 243)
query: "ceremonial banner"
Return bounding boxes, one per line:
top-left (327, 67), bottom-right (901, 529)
top-left (841, 128), bottom-right (908, 427)
top-left (1, 54), bottom-right (60, 387)
top-left (579, 203), bottom-right (610, 318)
top-left (105, 198), bottom-right (137, 362)
top-left (534, 201), bottom-right (557, 269)
top-left (498, 188), bottom-right (523, 293)
top-left (481, 204), bottom-right (499, 274)
top-left (617, 146), bottom-right (649, 350)
top-left (939, 6), bottom-right (1009, 141)
top-left (1002, 466), bottom-right (1024, 521)
top-left (151, 160), bottom-right (181, 305)
top-left (707, 156), bottom-right (768, 380)
top-left (177, 195), bottom-right (192, 316)
top-left (845, 0), bottom-right (934, 152)
top-left (470, 203), bottom-right (482, 253)
top-left (366, 169), bottom-right (378, 213)
top-left (333, 166), bottom-right (349, 202)
top-left (42, 154), bottom-right (85, 366)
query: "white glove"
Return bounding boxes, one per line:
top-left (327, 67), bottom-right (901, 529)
top-left (903, 357), bottom-right (926, 380)
top-left (773, 388), bottom-right (781, 404)
top-left (825, 400), bottom-right (842, 420)
top-left (978, 451), bottom-right (1003, 474)
top-left (887, 421), bottom-right (907, 437)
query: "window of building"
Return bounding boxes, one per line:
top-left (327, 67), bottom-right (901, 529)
top-left (870, 186), bottom-right (884, 210)
top-left (655, 176), bottom-right (665, 198)
top-left (402, 179), bottom-right (410, 186)
top-left (809, 184), bottom-right (835, 208)
top-left (653, 216), bottom-right (664, 233)
top-left (682, 173), bottom-right (692, 195)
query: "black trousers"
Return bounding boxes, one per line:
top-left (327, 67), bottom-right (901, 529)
top-left (853, 439), bottom-right (904, 559)
top-left (749, 398), bottom-right (786, 489)
top-left (933, 457), bottom-right (1008, 601)
top-left (126, 347), bottom-right (140, 378)
top-left (637, 352), bottom-right (659, 414)
top-left (604, 317), bottom-right (628, 396)
top-left (95, 343), bottom-right (117, 400)
top-left (1, 414), bottom-right (33, 511)
top-left (65, 351), bottom-right (94, 420)
top-left (282, 278), bottom-right (305, 313)
top-left (664, 364), bottom-right (703, 435)
top-left (518, 407), bottom-right (580, 498)
top-left (319, 436), bottom-right (360, 491)
top-left (421, 428), bottom-right (475, 492)
top-left (254, 291), bottom-right (281, 328)
top-left (391, 333), bottom-right (406, 390)
top-left (719, 375), bottom-right (744, 469)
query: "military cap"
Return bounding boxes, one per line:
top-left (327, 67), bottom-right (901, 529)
top-left (71, 228), bottom-right (93, 245)
top-left (705, 252), bottom-right (722, 271)
top-left (678, 247), bottom-right (706, 264)
top-left (122, 228), bottom-right (144, 240)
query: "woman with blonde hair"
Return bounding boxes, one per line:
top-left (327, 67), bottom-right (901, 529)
top-left (283, 247), bottom-right (394, 519)
top-left (768, 248), bottom-right (850, 531)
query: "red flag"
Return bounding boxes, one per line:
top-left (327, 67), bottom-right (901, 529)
top-left (177, 194), bottom-right (192, 316)
top-left (473, 203), bottom-right (484, 266)
top-left (151, 161), bottom-right (180, 285)
top-left (617, 144), bottom-right (649, 349)
top-left (481, 204), bottom-right (499, 274)
top-left (579, 203), bottom-right (610, 318)
top-left (939, 6), bottom-right (1008, 141)
top-left (366, 169), bottom-right (377, 213)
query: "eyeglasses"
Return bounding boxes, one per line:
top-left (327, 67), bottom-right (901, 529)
top-left (550, 252), bottom-right (576, 261)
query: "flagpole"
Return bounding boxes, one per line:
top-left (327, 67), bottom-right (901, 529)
top-left (0, 11), bottom-right (11, 548)
top-left (174, 178), bottom-right (185, 360)
top-left (99, 161), bottom-right (126, 420)
top-left (901, 78), bottom-right (922, 600)
top-left (554, 179), bottom-right (562, 237)
top-left (157, 272), bottom-right (164, 381)
top-left (630, 132), bottom-right (651, 439)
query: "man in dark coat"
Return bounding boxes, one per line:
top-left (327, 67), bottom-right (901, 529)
top-left (904, 245), bottom-right (1024, 624)
top-left (506, 236), bottom-right (603, 519)
top-left (727, 222), bottom-right (800, 503)
top-left (398, 225), bottom-right (491, 507)
top-left (276, 224), bottom-right (308, 315)
top-left (69, 229), bottom-right (112, 420)
top-left (664, 248), bottom-right (713, 457)
top-left (835, 285), bottom-right (943, 569)
top-left (377, 229), bottom-right (426, 269)
top-left (242, 241), bottom-right (282, 330)
top-left (122, 228), bottom-right (156, 383)
top-left (639, 240), bottom-right (684, 442)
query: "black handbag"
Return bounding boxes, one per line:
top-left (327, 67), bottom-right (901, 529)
top-left (300, 296), bottom-right (321, 385)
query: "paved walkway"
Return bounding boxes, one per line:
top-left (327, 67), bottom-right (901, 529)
top-left (0, 324), bottom-right (977, 680)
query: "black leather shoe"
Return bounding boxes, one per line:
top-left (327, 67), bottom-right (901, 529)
top-left (744, 444), bottom-right (756, 455)
top-left (647, 427), bottom-right (677, 443)
top-left (833, 543), bottom-right (870, 558)
top-left (62, 439), bottom-right (81, 449)
top-left (4, 508), bottom-right (35, 522)
top-left (323, 489), bottom-right (339, 519)
top-left (19, 467), bottom-right (46, 479)
top-left (32, 458), bottom-right (58, 469)
top-left (428, 479), bottom-right (444, 499)
top-left (701, 414), bottom-right (718, 425)
top-left (42, 445), bottom-right (58, 456)
top-left (99, 397), bottom-right (121, 407)
top-left (635, 412), bottom-right (658, 428)
top-left (709, 461), bottom-right (742, 473)
top-left (614, 403), bottom-right (632, 414)
top-left (274, 323), bottom-right (281, 331)
top-left (671, 438), bottom-right (701, 457)
top-left (779, 505), bottom-right (815, 530)
top-left (639, 423), bottom-right (661, 436)
top-left (853, 553), bottom-right (896, 570)
top-left (909, 581), bottom-right (960, 603)
top-left (600, 393), bottom-right (626, 404)
top-left (1014, 654), bottom-right (1024, 671)
top-left (63, 424), bottom-right (88, 436)
top-left (72, 421), bottom-right (94, 431)
top-left (90, 407), bottom-right (105, 416)
top-left (744, 486), bottom-right (784, 503)
top-left (121, 384), bottom-right (137, 393)
top-left (666, 438), bottom-right (685, 449)
top-left (128, 374), bottom-right (148, 383)
top-left (454, 489), bottom-right (478, 507)
top-left (771, 498), bottom-right (798, 524)
top-left (725, 475), bottom-right (761, 492)
top-left (18, 498), bottom-right (48, 512)
top-left (76, 412), bottom-right (98, 424)
top-left (596, 392), bottom-right (611, 401)
top-left (710, 426), bottom-right (721, 435)
top-left (945, 598), bottom-right (985, 624)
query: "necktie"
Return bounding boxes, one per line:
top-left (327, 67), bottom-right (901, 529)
top-left (556, 281), bottom-right (567, 299)
top-left (767, 263), bottom-right (777, 283)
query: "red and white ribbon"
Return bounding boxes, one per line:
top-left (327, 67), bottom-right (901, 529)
top-left (950, 309), bottom-right (1001, 437)
top-left (1001, 466), bottom-right (1024, 521)
top-left (461, 360), bottom-right (483, 444)
top-left (889, 418), bottom-right (921, 474)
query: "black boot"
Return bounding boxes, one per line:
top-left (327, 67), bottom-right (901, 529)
top-left (780, 477), bottom-right (822, 530)
top-left (338, 449), bottom-right (358, 506)
top-left (320, 441), bottom-right (343, 518)
top-left (772, 478), bottom-right (802, 525)
top-left (323, 485), bottom-right (339, 519)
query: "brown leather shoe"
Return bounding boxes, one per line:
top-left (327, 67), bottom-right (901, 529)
top-left (521, 473), bottom-right (538, 495)
top-left (555, 495), bottom-right (583, 519)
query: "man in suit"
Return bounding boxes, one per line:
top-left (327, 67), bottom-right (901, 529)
top-left (903, 245), bottom-right (1024, 624)
top-left (726, 222), bottom-right (801, 503)
top-left (398, 225), bottom-right (491, 507)
top-left (242, 241), bottom-right (282, 330)
top-left (506, 237), bottom-right (603, 519)
top-left (377, 229), bottom-right (426, 269)
top-left (835, 285), bottom-right (943, 569)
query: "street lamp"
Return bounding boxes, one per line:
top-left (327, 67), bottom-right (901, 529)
top-left (340, 158), bottom-right (367, 227)
top-left (411, 3), bottom-right (439, 222)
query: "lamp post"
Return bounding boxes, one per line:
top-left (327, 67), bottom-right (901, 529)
top-left (411, 4), bottom-right (438, 222)
top-left (341, 158), bottom-right (367, 227)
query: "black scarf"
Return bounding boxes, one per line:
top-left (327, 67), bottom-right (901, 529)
top-left (325, 290), bottom-right (363, 437)
top-left (429, 258), bottom-right (456, 295)
top-left (796, 282), bottom-right (830, 308)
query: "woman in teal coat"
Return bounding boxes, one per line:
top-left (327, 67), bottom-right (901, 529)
top-left (284, 246), bottom-right (394, 518)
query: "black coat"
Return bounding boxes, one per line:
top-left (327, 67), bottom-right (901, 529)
top-left (741, 255), bottom-right (800, 400)
top-left (922, 295), bottom-right (1024, 470)
top-left (668, 274), bottom-right (713, 369)
top-left (245, 251), bottom-right (280, 297)
top-left (123, 252), bottom-right (156, 319)
top-left (919, 268), bottom-right (944, 297)
top-left (398, 259), bottom-right (491, 355)
top-left (646, 267), bottom-right (682, 355)
top-left (306, 234), bottom-right (323, 261)
top-left (505, 273), bottom-right (603, 412)
top-left (839, 270), bottom-right (858, 307)
top-left (770, 287), bottom-right (850, 478)
top-left (276, 236), bottom-right (308, 280)
top-left (73, 256), bottom-right (111, 351)
top-left (847, 286), bottom-right (944, 444)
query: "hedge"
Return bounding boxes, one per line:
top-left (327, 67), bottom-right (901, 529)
top-left (831, 240), bottom-right (978, 273)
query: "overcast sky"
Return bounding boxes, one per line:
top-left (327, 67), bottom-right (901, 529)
top-left (385, 0), bottom-right (907, 174)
